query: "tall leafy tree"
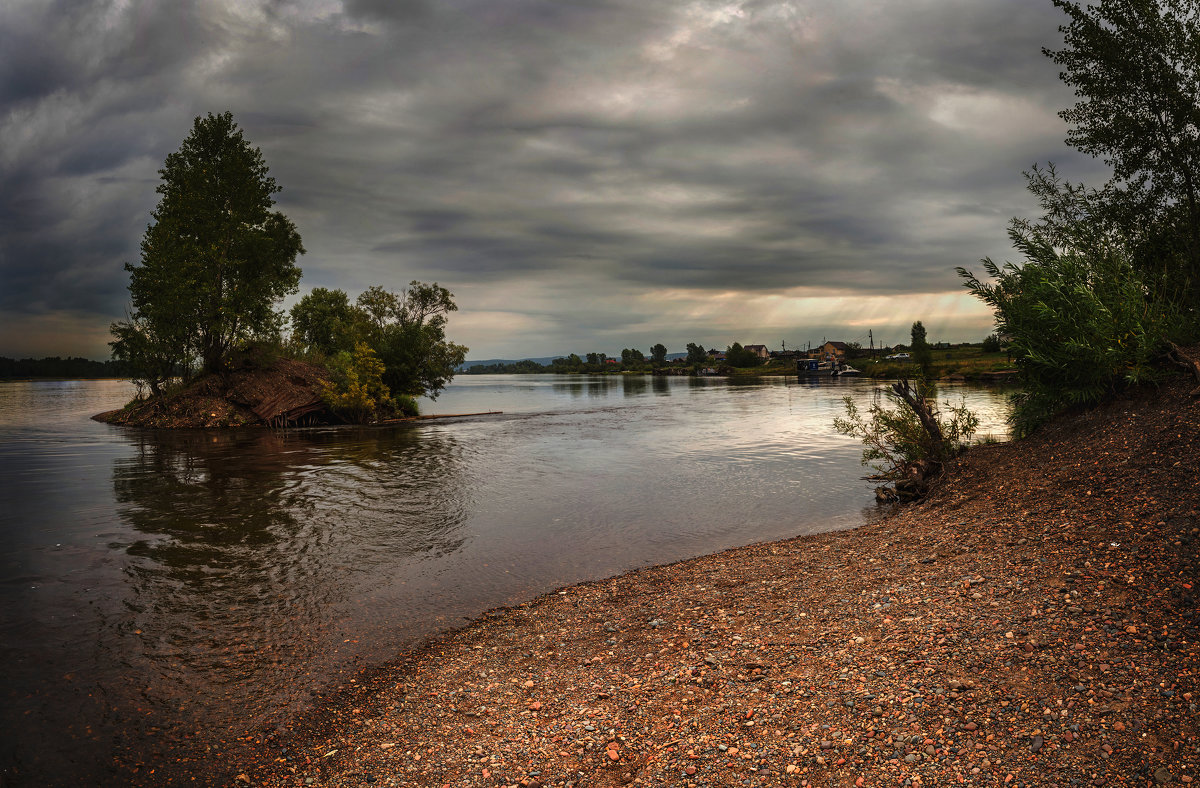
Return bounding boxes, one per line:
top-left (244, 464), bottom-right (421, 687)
top-left (1047, 0), bottom-right (1200, 290)
top-left (289, 287), bottom-right (361, 357)
top-left (112, 112), bottom-right (304, 384)
top-left (620, 348), bottom-right (645, 366)
top-left (910, 321), bottom-right (933, 376)
top-left (354, 282), bottom-right (468, 400)
top-left (685, 342), bottom-right (708, 365)
top-left (650, 343), bottom-right (668, 365)
top-left (726, 342), bottom-right (761, 367)
top-left (958, 0), bottom-right (1200, 434)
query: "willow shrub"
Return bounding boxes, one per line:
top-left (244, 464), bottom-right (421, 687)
top-left (834, 380), bottom-right (979, 483)
top-left (958, 233), bottom-right (1174, 437)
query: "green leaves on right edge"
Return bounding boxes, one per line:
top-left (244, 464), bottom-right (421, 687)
top-left (958, 0), bottom-right (1200, 437)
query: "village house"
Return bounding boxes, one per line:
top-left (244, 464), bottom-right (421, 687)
top-left (816, 341), bottom-right (850, 362)
top-left (743, 344), bottom-right (770, 360)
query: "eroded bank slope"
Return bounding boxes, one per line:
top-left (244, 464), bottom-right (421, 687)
top-left (243, 375), bottom-right (1200, 788)
top-left (93, 357), bottom-right (330, 428)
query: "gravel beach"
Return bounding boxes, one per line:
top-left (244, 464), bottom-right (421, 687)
top-left (239, 375), bottom-right (1200, 788)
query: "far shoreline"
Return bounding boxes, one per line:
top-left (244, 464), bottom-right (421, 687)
top-left (88, 368), bottom-right (1017, 429)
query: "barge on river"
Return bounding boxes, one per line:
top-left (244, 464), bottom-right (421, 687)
top-left (796, 359), bottom-right (860, 377)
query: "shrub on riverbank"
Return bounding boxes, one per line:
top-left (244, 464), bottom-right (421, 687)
top-left (834, 378), bottom-right (979, 501)
top-left (960, 231), bottom-right (1179, 437)
top-left (958, 0), bottom-right (1200, 435)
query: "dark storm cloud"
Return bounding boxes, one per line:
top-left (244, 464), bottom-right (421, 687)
top-left (0, 0), bottom-right (1111, 357)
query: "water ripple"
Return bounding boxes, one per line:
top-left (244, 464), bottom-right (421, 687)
top-left (0, 375), bottom-right (1012, 785)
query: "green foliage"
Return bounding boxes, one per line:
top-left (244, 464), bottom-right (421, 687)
top-left (544, 354), bottom-right (583, 373)
top-left (289, 287), bottom-right (361, 357)
top-left (685, 342), bottom-right (708, 365)
top-left (111, 112), bottom-right (304, 387)
top-left (110, 319), bottom-right (185, 397)
top-left (356, 282), bottom-right (468, 400)
top-left (621, 348), bottom-right (646, 367)
top-left (958, 226), bottom-right (1173, 437)
top-left (393, 394), bottom-right (420, 417)
top-left (910, 321), bottom-right (933, 376)
top-left (833, 381), bottom-right (980, 481)
top-left (650, 343), bottom-right (668, 365)
top-left (467, 359), bottom-right (547, 374)
top-left (960, 0), bottom-right (1200, 438)
top-left (981, 334), bottom-right (1002, 353)
top-left (288, 281), bottom-right (468, 399)
top-left (320, 343), bottom-right (393, 423)
top-left (725, 342), bottom-right (761, 368)
top-left (1047, 0), bottom-right (1200, 292)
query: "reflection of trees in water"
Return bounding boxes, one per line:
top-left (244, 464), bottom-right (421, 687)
top-left (620, 375), bottom-right (648, 397)
top-left (108, 425), bottom-right (470, 753)
top-left (553, 377), bottom-right (619, 398)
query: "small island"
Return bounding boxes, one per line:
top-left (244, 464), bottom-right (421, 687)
top-left (95, 113), bottom-right (468, 429)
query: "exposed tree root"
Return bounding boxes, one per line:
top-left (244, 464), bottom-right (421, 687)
top-left (1167, 342), bottom-right (1200, 397)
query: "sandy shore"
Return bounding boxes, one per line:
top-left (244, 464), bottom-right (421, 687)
top-left (236, 376), bottom-right (1199, 788)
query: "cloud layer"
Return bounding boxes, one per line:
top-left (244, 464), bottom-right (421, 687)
top-left (0, 0), bottom-right (1109, 358)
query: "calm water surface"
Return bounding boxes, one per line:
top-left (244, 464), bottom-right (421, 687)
top-left (0, 374), bottom-right (1011, 785)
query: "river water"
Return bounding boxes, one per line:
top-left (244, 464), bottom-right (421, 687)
top-left (0, 374), bottom-right (1011, 785)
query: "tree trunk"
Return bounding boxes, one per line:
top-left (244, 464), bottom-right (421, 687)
top-left (890, 379), bottom-right (947, 460)
top-left (1168, 342), bottom-right (1200, 397)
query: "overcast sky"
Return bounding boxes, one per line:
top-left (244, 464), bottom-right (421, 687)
top-left (0, 0), bottom-right (1108, 360)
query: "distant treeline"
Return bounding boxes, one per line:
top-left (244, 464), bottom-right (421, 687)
top-left (0, 356), bottom-right (132, 379)
top-left (465, 360), bottom-right (553, 374)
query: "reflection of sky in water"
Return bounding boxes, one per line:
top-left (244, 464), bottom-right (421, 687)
top-left (0, 376), bottom-right (1013, 785)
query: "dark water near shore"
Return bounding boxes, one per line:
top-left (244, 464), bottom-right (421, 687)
top-left (0, 374), bottom-right (1011, 785)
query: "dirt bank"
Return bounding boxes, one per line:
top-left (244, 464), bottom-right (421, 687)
top-left (232, 374), bottom-right (1199, 788)
top-left (93, 357), bottom-right (331, 428)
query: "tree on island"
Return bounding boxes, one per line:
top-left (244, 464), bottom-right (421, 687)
top-left (685, 343), bottom-right (708, 365)
top-left (289, 287), bottom-right (359, 357)
top-left (111, 112), bottom-right (304, 393)
top-left (288, 282), bottom-right (469, 417)
top-left (650, 344), bottom-right (668, 365)
top-left (355, 282), bottom-right (468, 400)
